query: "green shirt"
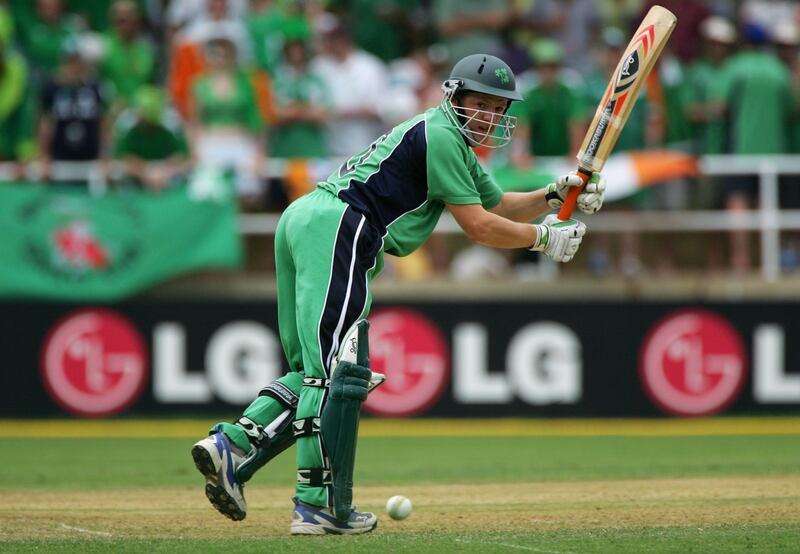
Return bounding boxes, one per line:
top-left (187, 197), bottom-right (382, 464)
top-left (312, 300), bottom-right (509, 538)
top-left (112, 110), bottom-right (188, 161)
top-left (192, 71), bottom-right (263, 132)
top-left (717, 50), bottom-right (792, 154)
top-left (685, 57), bottom-right (729, 154)
top-left (100, 34), bottom-right (155, 104)
top-left (17, 19), bottom-right (73, 74)
top-left (348, 0), bottom-right (418, 62)
top-left (318, 105), bottom-right (502, 257)
top-left (512, 78), bottom-right (585, 156)
top-left (247, 7), bottom-right (310, 75)
top-left (270, 64), bottom-right (330, 158)
top-left (0, 51), bottom-right (36, 160)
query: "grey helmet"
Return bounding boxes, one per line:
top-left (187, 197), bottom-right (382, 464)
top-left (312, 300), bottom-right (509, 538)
top-left (441, 54), bottom-right (522, 148)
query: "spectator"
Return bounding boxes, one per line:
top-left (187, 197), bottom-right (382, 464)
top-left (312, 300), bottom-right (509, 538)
top-left (38, 38), bottom-right (108, 180)
top-left (15, 0), bottom-right (78, 82)
top-left (685, 16), bottom-right (737, 157)
top-left (100, 0), bottom-right (156, 109)
top-left (431, 0), bottom-right (511, 64)
top-left (270, 37), bottom-right (330, 159)
top-left (519, 0), bottom-right (602, 74)
top-left (510, 39), bottom-right (586, 165)
top-left (247, 0), bottom-right (311, 76)
top-left (346, 0), bottom-right (422, 63)
top-left (310, 17), bottom-right (388, 157)
top-left (165, 0), bottom-right (247, 39)
top-left (684, 16), bottom-right (737, 272)
top-left (715, 22), bottom-right (793, 272)
top-left (0, 18), bottom-right (37, 176)
top-left (111, 85), bottom-right (189, 191)
top-left (187, 35), bottom-right (264, 202)
top-left (169, 0), bottom-right (251, 118)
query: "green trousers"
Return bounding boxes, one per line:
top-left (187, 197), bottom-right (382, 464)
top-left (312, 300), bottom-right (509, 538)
top-left (218, 189), bottom-right (383, 507)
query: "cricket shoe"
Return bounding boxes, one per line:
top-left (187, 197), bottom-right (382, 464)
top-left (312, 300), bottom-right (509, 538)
top-left (191, 425), bottom-right (249, 521)
top-left (290, 496), bottom-right (378, 535)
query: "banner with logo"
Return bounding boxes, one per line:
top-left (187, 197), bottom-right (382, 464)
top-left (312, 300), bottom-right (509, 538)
top-left (2, 300), bottom-right (799, 418)
top-left (0, 181), bottom-right (241, 301)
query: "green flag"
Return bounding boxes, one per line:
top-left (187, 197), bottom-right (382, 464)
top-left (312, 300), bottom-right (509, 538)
top-left (0, 177), bottom-right (242, 301)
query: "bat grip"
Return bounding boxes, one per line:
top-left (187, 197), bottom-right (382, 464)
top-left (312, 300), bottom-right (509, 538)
top-left (557, 167), bottom-right (592, 221)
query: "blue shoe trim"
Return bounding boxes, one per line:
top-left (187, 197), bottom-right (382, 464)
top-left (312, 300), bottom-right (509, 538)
top-left (212, 427), bottom-right (236, 487)
top-left (292, 497), bottom-right (356, 530)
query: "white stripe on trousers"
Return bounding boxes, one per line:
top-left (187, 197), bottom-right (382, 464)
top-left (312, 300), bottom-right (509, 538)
top-left (325, 214), bottom-right (366, 372)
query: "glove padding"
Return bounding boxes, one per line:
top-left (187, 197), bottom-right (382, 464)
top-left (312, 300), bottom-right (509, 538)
top-left (530, 214), bottom-right (586, 263)
top-left (545, 172), bottom-right (606, 214)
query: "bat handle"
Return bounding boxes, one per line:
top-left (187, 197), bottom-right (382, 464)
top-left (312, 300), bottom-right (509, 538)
top-left (557, 167), bottom-right (592, 221)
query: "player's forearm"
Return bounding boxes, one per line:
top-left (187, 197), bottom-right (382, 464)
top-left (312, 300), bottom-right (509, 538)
top-left (465, 212), bottom-right (538, 249)
top-left (492, 190), bottom-right (550, 222)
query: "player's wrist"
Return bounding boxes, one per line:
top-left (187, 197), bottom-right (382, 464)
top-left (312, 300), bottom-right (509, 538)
top-left (528, 223), bottom-right (548, 251)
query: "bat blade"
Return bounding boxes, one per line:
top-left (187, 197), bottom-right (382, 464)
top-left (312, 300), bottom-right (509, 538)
top-left (557, 5), bottom-right (677, 221)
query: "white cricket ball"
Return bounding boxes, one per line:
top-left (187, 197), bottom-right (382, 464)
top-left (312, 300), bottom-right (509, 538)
top-left (385, 495), bottom-right (412, 520)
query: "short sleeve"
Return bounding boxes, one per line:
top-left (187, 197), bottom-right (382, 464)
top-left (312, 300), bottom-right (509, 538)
top-left (426, 125), bottom-right (482, 205)
top-left (426, 123), bottom-right (502, 208)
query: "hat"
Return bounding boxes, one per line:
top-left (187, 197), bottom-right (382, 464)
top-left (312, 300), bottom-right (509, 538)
top-left (133, 86), bottom-right (165, 122)
top-left (701, 16), bottom-right (737, 44)
top-left (530, 39), bottom-right (564, 65)
top-left (601, 27), bottom-right (627, 49)
top-left (742, 22), bottom-right (769, 45)
top-left (772, 21), bottom-right (800, 46)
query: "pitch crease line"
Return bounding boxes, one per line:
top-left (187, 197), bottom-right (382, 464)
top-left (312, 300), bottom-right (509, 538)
top-left (60, 523), bottom-right (112, 537)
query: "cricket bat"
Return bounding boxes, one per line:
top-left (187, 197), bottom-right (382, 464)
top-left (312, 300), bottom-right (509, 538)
top-left (557, 5), bottom-right (677, 221)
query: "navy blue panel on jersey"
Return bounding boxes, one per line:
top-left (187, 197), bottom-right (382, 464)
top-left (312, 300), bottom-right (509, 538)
top-left (337, 120), bottom-right (428, 235)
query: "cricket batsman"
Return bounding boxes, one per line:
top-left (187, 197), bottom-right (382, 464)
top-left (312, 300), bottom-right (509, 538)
top-left (190, 53), bottom-right (607, 534)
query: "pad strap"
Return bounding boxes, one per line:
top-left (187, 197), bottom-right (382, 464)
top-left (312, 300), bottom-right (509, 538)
top-left (258, 380), bottom-right (299, 408)
top-left (303, 377), bottom-right (331, 388)
top-left (297, 467), bottom-right (332, 487)
top-left (292, 416), bottom-right (321, 438)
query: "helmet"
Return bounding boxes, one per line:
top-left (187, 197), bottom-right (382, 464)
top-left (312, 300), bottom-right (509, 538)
top-left (441, 54), bottom-right (522, 148)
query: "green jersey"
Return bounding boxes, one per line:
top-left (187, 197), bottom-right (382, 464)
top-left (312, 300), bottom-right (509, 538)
top-left (100, 34), bottom-right (155, 104)
top-left (112, 110), bottom-right (188, 160)
top-left (317, 105), bottom-right (502, 257)
top-left (512, 78), bottom-right (586, 156)
top-left (685, 57), bottom-right (729, 154)
top-left (717, 50), bottom-right (792, 154)
top-left (270, 64), bottom-right (330, 158)
top-left (192, 71), bottom-right (263, 132)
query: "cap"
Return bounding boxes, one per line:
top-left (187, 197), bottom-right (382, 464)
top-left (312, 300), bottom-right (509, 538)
top-left (700, 16), bottom-right (737, 44)
top-left (530, 39), bottom-right (564, 65)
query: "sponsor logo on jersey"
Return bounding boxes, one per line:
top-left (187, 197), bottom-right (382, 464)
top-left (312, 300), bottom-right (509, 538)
top-left (363, 308), bottom-right (449, 417)
top-left (40, 309), bottom-right (148, 416)
top-left (639, 309), bottom-right (746, 416)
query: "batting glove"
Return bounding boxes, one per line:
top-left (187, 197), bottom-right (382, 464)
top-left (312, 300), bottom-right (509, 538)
top-left (529, 214), bottom-right (586, 263)
top-left (545, 172), bottom-right (606, 214)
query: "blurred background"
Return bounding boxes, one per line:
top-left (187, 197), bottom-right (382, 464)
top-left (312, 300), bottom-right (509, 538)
top-left (0, 0), bottom-right (799, 421)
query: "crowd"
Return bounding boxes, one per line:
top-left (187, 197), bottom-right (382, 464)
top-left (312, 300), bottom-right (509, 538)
top-left (1, 0), bottom-right (799, 277)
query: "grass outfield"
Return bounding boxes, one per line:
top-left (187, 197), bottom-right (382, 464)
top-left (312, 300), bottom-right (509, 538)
top-left (0, 418), bottom-right (799, 553)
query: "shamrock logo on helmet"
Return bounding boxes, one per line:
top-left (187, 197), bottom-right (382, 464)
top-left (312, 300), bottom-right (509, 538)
top-left (495, 68), bottom-right (509, 84)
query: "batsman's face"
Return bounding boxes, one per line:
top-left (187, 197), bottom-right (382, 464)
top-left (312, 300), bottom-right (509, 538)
top-left (458, 92), bottom-right (509, 136)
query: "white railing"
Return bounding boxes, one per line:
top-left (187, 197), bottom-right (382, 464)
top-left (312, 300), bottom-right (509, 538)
top-left (10, 155), bottom-right (800, 281)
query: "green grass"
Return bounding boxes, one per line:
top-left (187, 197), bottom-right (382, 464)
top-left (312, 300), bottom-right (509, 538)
top-left (2, 524), bottom-right (800, 553)
top-left (1, 435), bottom-right (798, 489)
top-left (1, 430), bottom-right (799, 553)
